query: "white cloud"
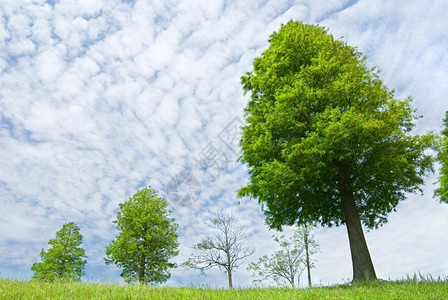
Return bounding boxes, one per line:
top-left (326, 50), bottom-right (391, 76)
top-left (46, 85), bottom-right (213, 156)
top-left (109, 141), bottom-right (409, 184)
top-left (7, 39), bottom-right (36, 56)
top-left (35, 50), bottom-right (65, 82)
top-left (6, 14), bottom-right (32, 38)
top-left (0, 13), bottom-right (11, 48)
top-left (54, 0), bottom-right (103, 18)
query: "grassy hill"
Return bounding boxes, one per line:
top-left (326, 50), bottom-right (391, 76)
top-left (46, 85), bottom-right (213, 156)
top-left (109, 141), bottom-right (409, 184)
top-left (1, 278), bottom-right (447, 299)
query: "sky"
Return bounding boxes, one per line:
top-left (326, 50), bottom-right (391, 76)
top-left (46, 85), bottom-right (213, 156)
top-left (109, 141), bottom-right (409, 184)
top-left (0, 0), bottom-right (447, 288)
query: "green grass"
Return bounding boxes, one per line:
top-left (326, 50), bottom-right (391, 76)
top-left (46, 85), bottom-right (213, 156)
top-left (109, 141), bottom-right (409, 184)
top-left (1, 278), bottom-right (447, 299)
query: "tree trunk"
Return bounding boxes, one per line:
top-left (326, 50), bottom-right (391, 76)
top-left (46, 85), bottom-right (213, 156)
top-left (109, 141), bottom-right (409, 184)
top-left (336, 162), bottom-right (377, 282)
top-left (304, 230), bottom-right (312, 288)
top-left (287, 249), bottom-right (295, 288)
top-left (227, 266), bottom-right (233, 289)
top-left (139, 254), bottom-right (146, 284)
top-left (139, 225), bottom-right (147, 284)
top-left (289, 278), bottom-right (296, 289)
top-left (224, 227), bottom-right (233, 289)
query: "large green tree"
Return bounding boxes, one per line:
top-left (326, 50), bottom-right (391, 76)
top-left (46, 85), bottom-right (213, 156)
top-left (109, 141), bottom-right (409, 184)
top-left (435, 111), bottom-right (448, 203)
top-left (238, 21), bottom-right (434, 281)
top-left (31, 222), bottom-right (87, 281)
top-left (105, 187), bottom-right (179, 285)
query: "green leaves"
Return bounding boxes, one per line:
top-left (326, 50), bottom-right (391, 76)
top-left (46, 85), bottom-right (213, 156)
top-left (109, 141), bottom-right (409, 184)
top-left (105, 187), bottom-right (179, 285)
top-left (239, 21), bottom-right (435, 230)
top-left (31, 222), bottom-right (87, 282)
top-left (435, 111), bottom-right (448, 203)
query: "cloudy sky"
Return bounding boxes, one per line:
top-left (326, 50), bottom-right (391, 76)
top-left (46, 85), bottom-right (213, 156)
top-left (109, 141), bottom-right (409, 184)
top-left (0, 0), bottom-right (447, 287)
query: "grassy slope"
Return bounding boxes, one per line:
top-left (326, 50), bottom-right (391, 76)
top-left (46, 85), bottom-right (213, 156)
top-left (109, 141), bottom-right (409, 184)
top-left (1, 279), bottom-right (447, 299)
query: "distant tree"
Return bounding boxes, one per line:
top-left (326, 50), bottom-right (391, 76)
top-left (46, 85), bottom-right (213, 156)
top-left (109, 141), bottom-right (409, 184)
top-left (105, 187), bottom-right (179, 285)
top-left (300, 225), bottom-right (319, 288)
top-left (435, 111), bottom-right (448, 203)
top-left (182, 212), bottom-right (254, 289)
top-left (31, 222), bottom-right (87, 281)
top-left (247, 225), bottom-right (318, 288)
top-left (238, 21), bottom-right (435, 282)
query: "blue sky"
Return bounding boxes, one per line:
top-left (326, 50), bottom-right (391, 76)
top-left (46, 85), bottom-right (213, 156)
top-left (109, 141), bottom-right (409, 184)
top-left (0, 0), bottom-right (447, 288)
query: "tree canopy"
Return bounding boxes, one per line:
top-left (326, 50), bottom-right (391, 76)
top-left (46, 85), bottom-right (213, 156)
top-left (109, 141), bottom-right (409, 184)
top-left (238, 21), bottom-right (434, 281)
top-left (105, 187), bottom-right (179, 285)
top-left (435, 111), bottom-right (448, 203)
top-left (31, 222), bottom-right (87, 281)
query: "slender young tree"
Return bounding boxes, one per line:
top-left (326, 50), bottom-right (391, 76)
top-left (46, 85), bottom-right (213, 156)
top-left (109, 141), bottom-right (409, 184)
top-left (300, 225), bottom-right (318, 288)
top-left (105, 187), bottom-right (179, 285)
top-left (247, 225), bottom-right (318, 288)
top-left (238, 21), bottom-right (434, 282)
top-left (182, 212), bottom-right (254, 289)
top-left (31, 222), bottom-right (87, 281)
top-left (435, 111), bottom-right (448, 203)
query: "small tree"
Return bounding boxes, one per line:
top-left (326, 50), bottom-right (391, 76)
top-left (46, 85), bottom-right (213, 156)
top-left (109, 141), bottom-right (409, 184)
top-left (300, 225), bottom-right (319, 288)
top-left (105, 187), bottom-right (179, 285)
top-left (435, 111), bottom-right (448, 203)
top-left (182, 212), bottom-right (254, 289)
top-left (31, 222), bottom-right (87, 281)
top-left (247, 225), bottom-right (318, 288)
